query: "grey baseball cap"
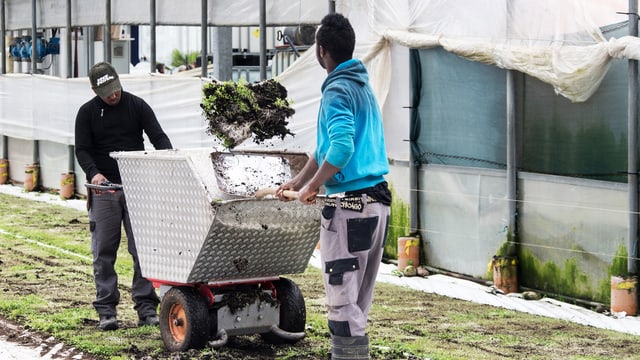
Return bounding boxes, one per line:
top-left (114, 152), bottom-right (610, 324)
top-left (89, 62), bottom-right (122, 98)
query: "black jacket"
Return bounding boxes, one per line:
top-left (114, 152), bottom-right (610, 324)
top-left (74, 90), bottom-right (173, 183)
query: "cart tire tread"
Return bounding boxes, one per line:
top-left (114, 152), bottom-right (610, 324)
top-left (160, 287), bottom-right (210, 352)
top-left (261, 277), bottom-right (306, 344)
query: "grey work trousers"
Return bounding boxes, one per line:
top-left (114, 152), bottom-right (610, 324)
top-left (320, 195), bottom-right (390, 337)
top-left (88, 189), bottom-right (159, 319)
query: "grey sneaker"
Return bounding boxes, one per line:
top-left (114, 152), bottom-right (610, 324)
top-left (138, 315), bottom-right (160, 327)
top-left (99, 316), bottom-right (118, 331)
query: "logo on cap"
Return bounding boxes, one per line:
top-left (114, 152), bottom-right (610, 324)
top-left (96, 74), bottom-right (115, 87)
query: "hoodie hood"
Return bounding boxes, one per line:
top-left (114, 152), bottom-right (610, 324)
top-left (322, 59), bottom-right (368, 91)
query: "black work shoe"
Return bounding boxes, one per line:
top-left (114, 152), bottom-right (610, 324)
top-left (138, 315), bottom-right (160, 327)
top-left (99, 316), bottom-right (118, 331)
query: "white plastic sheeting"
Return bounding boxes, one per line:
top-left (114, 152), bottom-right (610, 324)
top-left (0, 70), bottom-right (321, 151)
top-left (4, 0), bottom-right (640, 152)
top-left (275, 0), bottom-right (640, 154)
top-left (361, 0), bottom-right (636, 102)
top-left (4, 0), bottom-right (326, 28)
top-left (0, 73), bottom-right (212, 148)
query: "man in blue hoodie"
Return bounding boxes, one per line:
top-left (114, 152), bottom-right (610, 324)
top-left (277, 13), bottom-right (391, 360)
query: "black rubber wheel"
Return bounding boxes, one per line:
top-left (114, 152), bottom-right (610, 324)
top-left (261, 277), bottom-right (306, 344)
top-left (159, 287), bottom-right (210, 352)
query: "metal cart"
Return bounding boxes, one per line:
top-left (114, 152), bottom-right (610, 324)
top-left (110, 148), bottom-right (320, 351)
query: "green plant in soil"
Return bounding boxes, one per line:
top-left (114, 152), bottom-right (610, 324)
top-left (200, 78), bottom-right (295, 149)
top-left (170, 49), bottom-right (199, 68)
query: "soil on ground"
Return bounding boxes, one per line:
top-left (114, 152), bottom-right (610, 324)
top-left (2, 192), bottom-right (640, 359)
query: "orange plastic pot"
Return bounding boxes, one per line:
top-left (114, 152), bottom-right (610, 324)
top-left (492, 256), bottom-right (518, 294)
top-left (60, 172), bottom-right (75, 199)
top-left (398, 236), bottom-right (420, 271)
top-left (24, 163), bottom-right (38, 192)
top-left (0, 159), bottom-right (7, 184)
top-left (611, 275), bottom-right (638, 315)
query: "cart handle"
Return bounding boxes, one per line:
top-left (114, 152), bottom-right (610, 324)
top-left (84, 181), bottom-right (123, 191)
top-left (255, 188), bottom-right (298, 200)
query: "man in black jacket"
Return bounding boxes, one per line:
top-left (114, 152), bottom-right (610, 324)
top-left (75, 62), bottom-right (173, 331)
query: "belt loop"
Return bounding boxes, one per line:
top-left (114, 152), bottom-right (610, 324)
top-left (361, 193), bottom-right (368, 207)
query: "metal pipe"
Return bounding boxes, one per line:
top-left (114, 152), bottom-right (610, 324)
top-left (1, 136), bottom-right (6, 160)
top-left (282, 35), bottom-right (301, 57)
top-left (31, 0), bottom-right (39, 181)
top-left (66, 0), bottom-right (75, 175)
top-left (31, 0), bottom-right (37, 73)
top-left (66, 0), bottom-right (72, 78)
top-left (33, 139), bottom-right (39, 174)
top-left (268, 325), bottom-right (306, 341)
top-left (201, 0), bottom-right (207, 78)
top-left (150, 0), bottom-right (156, 73)
top-left (408, 51), bottom-right (420, 235)
top-left (246, 26), bottom-right (250, 53)
top-left (212, 27), bottom-right (232, 81)
top-left (628, 0), bottom-right (639, 275)
top-left (259, 0), bottom-right (266, 81)
top-left (506, 70), bottom-right (518, 255)
top-left (208, 329), bottom-right (228, 348)
top-left (68, 145), bottom-right (75, 173)
top-left (519, 286), bottom-right (608, 312)
top-left (409, 147), bottom-right (419, 234)
top-left (1, 0), bottom-right (6, 74)
top-left (105, 0), bottom-right (111, 63)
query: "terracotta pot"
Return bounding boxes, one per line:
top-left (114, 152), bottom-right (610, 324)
top-left (60, 172), bottom-right (75, 199)
top-left (0, 159), bottom-right (7, 184)
top-left (492, 256), bottom-right (518, 294)
top-left (24, 163), bottom-right (38, 192)
top-left (611, 275), bottom-right (638, 315)
top-left (398, 236), bottom-right (420, 271)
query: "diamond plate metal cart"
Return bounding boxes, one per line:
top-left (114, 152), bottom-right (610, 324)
top-left (110, 148), bottom-right (320, 351)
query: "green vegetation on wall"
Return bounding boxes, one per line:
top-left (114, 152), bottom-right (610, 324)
top-left (519, 248), bottom-right (595, 302)
top-left (516, 244), bottom-right (628, 304)
top-left (495, 232), bottom-right (518, 258)
top-left (609, 244), bottom-right (628, 277)
top-left (384, 182), bottom-right (411, 261)
top-left (486, 237), bottom-right (519, 280)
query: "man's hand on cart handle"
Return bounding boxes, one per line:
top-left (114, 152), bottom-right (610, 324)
top-left (85, 181), bottom-right (123, 191)
top-left (255, 187), bottom-right (299, 200)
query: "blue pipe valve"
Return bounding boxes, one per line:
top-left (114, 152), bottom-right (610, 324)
top-left (19, 36), bottom-right (32, 60)
top-left (9, 37), bottom-right (22, 60)
top-left (33, 36), bottom-right (48, 60)
top-left (8, 35), bottom-right (58, 62)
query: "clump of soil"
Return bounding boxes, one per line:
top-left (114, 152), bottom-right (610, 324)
top-left (201, 79), bottom-right (295, 149)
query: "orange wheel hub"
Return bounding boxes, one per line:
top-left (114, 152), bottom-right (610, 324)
top-left (168, 303), bottom-right (187, 342)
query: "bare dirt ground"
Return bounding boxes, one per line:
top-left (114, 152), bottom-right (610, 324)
top-left (2, 192), bottom-right (640, 359)
top-left (0, 316), bottom-right (97, 359)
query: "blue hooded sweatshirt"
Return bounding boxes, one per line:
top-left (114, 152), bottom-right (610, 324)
top-left (315, 58), bottom-right (389, 195)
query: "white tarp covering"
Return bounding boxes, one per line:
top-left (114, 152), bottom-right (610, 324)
top-left (4, 0), bottom-right (326, 28)
top-left (0, 73), bottom-right (211, 148)
top-left (359, 0), bottom-right (637, 102)
top-left (4, 0), bottom-right (640, 151)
